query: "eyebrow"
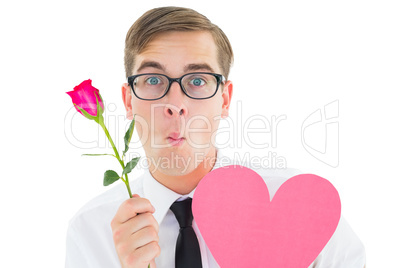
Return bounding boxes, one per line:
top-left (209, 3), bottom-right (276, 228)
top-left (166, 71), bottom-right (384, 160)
top-left (136, 61), bottom-right (166, 73)
top-left (136, 61), bottom-right (215, 74)
top-left (183, 63), bottom-right (215, 73)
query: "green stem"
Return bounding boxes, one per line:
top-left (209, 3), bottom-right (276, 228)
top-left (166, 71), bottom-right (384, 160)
top-left (123, 174), bottom-right (133, 197)
top-left (98, 115), bottom-right (143, 264)
top-left (98, 116), bottom-right (132, 198)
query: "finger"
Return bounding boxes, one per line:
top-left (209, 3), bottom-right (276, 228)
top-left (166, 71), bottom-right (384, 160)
top-left (132, 241), bottom-right (160, 266)
top-left (130, 212), bottom-right (159, 234)
top-left (112, 213), bottom-right (159, 245)
top-left (112, 197), bottom-right (155, 225)
top-left (116, 227), bottom-right (159, 262)
top-left (130, 225), bottom-right (159, 251)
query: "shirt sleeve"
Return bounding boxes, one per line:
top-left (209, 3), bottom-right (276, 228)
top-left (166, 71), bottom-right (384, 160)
top-left (309, 216), bottom-right (366, 268)
top-left (65, 224), bottom-right (91, 268)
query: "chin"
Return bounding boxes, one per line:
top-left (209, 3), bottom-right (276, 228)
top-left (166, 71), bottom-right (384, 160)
top-left (160, 165), bottom-right (196, 176)
top-left (146, 146), bottom-right (211, 175)
top-left (147, 155), bottom-right (197, 176)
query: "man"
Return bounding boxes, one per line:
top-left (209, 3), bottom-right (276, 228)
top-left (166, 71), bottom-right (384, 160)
top-left (66, 6), bottom-right (365, 268)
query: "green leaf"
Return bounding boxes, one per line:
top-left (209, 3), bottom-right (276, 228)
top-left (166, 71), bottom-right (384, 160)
top-left (103, 170), bottom-right (120, 186)
top-left (123, 117), bottom-right (135, 156)
top-left (122, 157), bottom-right (140, 175)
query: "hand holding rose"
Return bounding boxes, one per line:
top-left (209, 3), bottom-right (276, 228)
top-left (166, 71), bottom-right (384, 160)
top-left (111, 194), bottom-right (160, 268)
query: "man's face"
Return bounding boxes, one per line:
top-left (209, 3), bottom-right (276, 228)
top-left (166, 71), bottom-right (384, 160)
top-left (122, 31), bottom-right (232, 176)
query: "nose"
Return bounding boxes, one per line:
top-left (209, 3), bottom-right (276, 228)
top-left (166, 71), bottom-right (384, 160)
top-left (163, 81), bottom-right (188, 118)
top-left (164, 104), bottom-right (185, 117)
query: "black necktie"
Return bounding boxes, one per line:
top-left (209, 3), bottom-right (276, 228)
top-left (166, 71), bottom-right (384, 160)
top-left (170, 198), bottom-right (202, 268)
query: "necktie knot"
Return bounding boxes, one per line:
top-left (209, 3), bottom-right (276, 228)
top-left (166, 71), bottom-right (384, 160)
top-left (170, 198), bottom-right (194, 228)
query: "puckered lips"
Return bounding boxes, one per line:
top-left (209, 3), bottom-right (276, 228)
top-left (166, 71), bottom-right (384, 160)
top-left (167, 132), bottom-right (186, 146)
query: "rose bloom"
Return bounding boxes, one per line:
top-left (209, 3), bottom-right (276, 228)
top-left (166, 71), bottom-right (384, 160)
top-left (67, 79), bottom-right (104, 117)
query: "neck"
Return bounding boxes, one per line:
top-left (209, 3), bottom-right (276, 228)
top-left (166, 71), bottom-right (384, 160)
top-left (150, 148), bottom-right (217, 195)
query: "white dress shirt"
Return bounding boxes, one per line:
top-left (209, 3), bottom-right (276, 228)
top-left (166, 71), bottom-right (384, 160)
top-left (65, 150), bottom-right (366, 267)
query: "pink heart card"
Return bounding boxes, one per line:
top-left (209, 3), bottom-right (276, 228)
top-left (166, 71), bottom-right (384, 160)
top-left (193, 165), bottom-right (341, 267)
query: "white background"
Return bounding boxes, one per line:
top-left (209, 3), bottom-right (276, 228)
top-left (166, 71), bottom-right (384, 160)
top-left (1, 0), bottom-right (401, 267)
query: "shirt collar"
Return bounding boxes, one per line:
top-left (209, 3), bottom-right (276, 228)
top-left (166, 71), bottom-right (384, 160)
top-left (143, 149), bottom-right (225, 225)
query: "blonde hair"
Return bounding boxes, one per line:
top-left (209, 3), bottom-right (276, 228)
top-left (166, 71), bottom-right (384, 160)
top-left (124, 6), bottom-right (234, 79)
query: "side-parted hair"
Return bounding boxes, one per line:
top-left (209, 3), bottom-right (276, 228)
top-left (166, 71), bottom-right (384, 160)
top-left (124, 6), bottom-right (234, 79)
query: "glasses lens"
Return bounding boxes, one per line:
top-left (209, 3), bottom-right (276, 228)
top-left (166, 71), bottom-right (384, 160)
top-left (133, 74), bottom-right (168, 99)
top-left (182, 73), bottom-right (218, 99)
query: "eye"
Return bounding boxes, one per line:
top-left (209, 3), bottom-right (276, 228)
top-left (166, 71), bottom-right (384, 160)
top-left (145, 76), bottom-right (162, 85)
top-left (190, 77), bottom-right (206, 87)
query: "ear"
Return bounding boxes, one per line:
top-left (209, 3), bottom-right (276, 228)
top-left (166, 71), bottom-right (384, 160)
top-left (221, 80), bottom-right (233, 118)
top-left (122, 83), bottom-right (134, 120)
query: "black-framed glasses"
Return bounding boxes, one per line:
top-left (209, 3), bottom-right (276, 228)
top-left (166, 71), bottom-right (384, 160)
top-left (127, 72), bottom-right (226, 101)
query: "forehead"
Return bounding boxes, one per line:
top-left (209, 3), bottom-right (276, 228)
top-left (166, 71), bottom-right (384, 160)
top-left (133, 31), bottom-right (221, 75)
